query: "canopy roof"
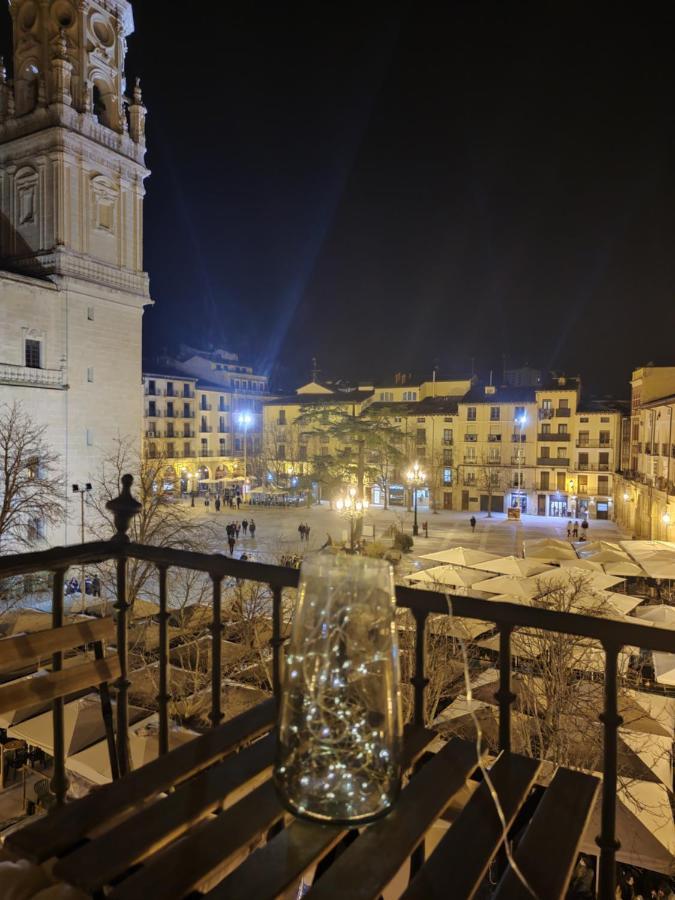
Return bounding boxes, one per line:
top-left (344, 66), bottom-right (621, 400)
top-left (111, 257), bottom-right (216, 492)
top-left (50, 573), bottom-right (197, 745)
top-left (469, 556), bottom-right (553, 577)
top-left (418, 547), bottom-right (499, 567)
top-left (404, 565), bottom-right (488, 588)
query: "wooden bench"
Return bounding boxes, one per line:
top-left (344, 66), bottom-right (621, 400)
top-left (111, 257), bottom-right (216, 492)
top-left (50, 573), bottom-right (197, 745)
top-left (0, 616), bottom-right (120, 783)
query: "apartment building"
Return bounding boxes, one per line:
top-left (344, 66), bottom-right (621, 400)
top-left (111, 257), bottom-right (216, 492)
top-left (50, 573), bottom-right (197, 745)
top-left (142, 350), bottom-right (268, 492)
top-left (614, 366), bottom-right (675, 539)
top-left (262, 373), bottom-right (621, 518)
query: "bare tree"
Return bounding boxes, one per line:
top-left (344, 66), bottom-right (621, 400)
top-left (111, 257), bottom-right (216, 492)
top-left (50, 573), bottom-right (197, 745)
top-left (90, 440), bottom-right (216, 607)
top-left (0, 401), bottom-right (64, 554)
top-left (475, 453), bottom-right (507, 518)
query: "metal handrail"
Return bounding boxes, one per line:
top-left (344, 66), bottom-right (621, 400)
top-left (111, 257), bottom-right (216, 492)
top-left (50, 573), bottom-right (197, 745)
top-left (1, 477), bottom-right (673, 898)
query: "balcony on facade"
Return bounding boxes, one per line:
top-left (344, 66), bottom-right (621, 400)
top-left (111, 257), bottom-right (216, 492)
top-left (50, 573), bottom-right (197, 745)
top-left (0, 363), bottom-right (66, 389)
top-left (555, 407), bottom-right (571, 417)
top-left (199, 425), bottom-right (213, 433)
top-left (442, 438), bottom-right (453, 445)
top-left (144, 386), bottom-right (164, 396)
top-left (576, 463), bottom-right (611, 472)
top-left (487, 434), bottom-right (502, 442)
top-left (145, 429), bottom-right (162, 439)
top-left (538, 408), bottom-right (554, 420)
top-left (537, 457), bottom-right (570, 467)
top-left (200, 402), bottom-right (213, 412)
top-left (463, 455), bottom-right (477, 464)
top-left (464, 434), bottom-right (478, 442)
top-left (538, 432), bottom-right (571, 441)
top-left (511, 434), bottom-right (527, 442)
top-left (576, 439), bottom-right (613, 449)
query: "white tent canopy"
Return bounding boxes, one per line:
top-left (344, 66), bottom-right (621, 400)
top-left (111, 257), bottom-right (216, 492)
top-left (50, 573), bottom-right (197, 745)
top-left (404, 565), bottom-right (488, 588)
top-left (469, 556), bottom-right (553, 577)
top-left (418, 547), bottom-right (499, 567)
top-left (621, 541), bottom-right (675, 579)
top-left (470, 575), bottom-right (540, 599)
top-left (635, 605), bottom-right (675, 626)
top-left (530, 567), bottom-right (624, 593)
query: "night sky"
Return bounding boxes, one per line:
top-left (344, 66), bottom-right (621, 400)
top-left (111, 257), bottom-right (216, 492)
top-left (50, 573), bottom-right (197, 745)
top-left (2, 3), bottom-right (674, 396)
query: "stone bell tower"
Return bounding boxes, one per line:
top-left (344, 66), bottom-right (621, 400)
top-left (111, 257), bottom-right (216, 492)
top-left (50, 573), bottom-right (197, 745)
top-left (0, 0), bottom-right (149, 295)
top-left (0, 0), bottom-right (151, 545)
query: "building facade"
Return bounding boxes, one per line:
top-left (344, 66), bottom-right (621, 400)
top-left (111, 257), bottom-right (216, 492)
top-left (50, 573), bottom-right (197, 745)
top-left (614, 366), bottom-right (675, 539)
top-left (262, 374), bottom-right (621, 518)
top-left (142, 349), bottom-right (268, 493)
top-left (0, 0), bottom-right (150, 543)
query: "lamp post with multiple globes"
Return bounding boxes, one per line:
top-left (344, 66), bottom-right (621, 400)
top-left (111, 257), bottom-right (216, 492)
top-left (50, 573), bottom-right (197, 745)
top-left (335, 486), bottom-right (369, 552)
top-left (406, 462), bottom-right (425, 537)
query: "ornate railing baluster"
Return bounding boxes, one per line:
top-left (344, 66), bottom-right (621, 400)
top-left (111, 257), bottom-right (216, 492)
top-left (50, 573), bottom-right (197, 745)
top-left (50, 568), bottom-right (68, 806)
top-left (597, 643), bottom-right (622, 899)
top-left (411, 609), bottom-right (429, 728)
top-left (157, 564), bottom-right (170, 755)
top-left (270, 584), bottom-right (283, 700)
top-left (210, 574), bottom-right (223, 728)
top-left (114, 556), bottom-right (131, 775)
top-left (495, 624), bottom-right (515, 753)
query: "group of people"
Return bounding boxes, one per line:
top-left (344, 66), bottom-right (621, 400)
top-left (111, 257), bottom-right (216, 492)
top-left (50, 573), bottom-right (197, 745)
top-left (297, 523), bottom-right (312, 542)
top-left (65, 574), bottom-right (101, 597)
top-left (211, 494), bottom-right (241, 512)
top-left (225, 518), bottom-right (256, 556)
top-left (566, 519), bottom-right (590, 540)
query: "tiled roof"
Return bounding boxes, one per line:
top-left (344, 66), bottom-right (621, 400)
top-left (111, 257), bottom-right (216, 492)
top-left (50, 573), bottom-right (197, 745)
top-left (460, 386), bottom-right (537, 404)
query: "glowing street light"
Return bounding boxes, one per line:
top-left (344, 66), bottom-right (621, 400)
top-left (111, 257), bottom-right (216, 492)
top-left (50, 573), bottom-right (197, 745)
top-left (406, 462), bottom-right (425, 537)
top-left (238, 411), bottom-right (253, 491)
top-left (335, 485), bottom-right (369, 552)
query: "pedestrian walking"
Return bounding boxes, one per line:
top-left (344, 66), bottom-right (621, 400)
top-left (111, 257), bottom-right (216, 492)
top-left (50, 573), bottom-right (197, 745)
top-left (235, 522), bottom-right (241, 538)
top-left (242, 519), bottom-right (248, 535)
top-left (91, 575), bottom-right (101, 597)
top-left (422, 521), bottom-right (428, 538)
top-left (305, 524), bottom-right (311, 542)
top-left (298, 523), bottom-right (305, 541)
top-left (581, 518), bottom-right (589, 534)
top-left (572, 521), bottom-right (579, 539)
top-left (249, 519), bottom-right (256, 538)
top-left (567, 522), bottom-right (572, 539)
top-left (470, 515), bottom-right (476, 533)
top-left (236, 494), bottom-right (241, 509)
top-left (215, 497), bottom-right (221, 513)
top-left (228, 536), bottom-right (236, 555)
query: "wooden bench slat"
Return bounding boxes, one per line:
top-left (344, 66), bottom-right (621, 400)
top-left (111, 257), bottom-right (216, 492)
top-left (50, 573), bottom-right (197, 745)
top-left (303, 738), bottom-right (480, 900)
top-left (202, 725), bottom-right (437, 900)
top-left (0, 656), bottom-right (120, 715)
top-left (402, 752), bottom-right (541, 900)
top-left (494, 768), bottom-right (600, 900)
top-left (55, 733), bottom-right (275, 891)
top-left (6, 698), bottom-right (276, 863)
top-left (109, 780), bottom-right (284, 900)
top-left (0, 618), bottom-right (115, 674)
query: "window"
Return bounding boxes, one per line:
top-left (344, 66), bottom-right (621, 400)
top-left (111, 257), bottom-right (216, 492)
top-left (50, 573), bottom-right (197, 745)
top-left (416, 428), bottom-right (426, 444)
top-left (490, 406), bottom-right (500, 421)
top-left (578, 453), bottom-right (589, 469)
top-left (598, 476), bottom-right (609, 494)
top-left (278, 410), bottom-right (287, 425)
top-left (580, 417), bottom-right (589, 423)
top-left (299, 446), bottom-right (307, 461)
top-left (443, 468), bottom-right (453, 485)
top-left (488, 447), bottom-right (500, 462)
top-left (201, 438), bottom-right (208, 449)
top-left (86, 428), bottom-right (93, 447)
top-left (166, 443), bottom-right (174, 457)
top-left (25, 338), bottom-right (40, 368)
top-left (466, 447), bottom-right (476, 461)
top-left (556, 472), bottom-right (566, 491)
top-left (599, 452), bottom-right (609, 470)
top-left (599, 430), bottom-right (610, 446)
top-left (514, 406), bottom-right (525, 421)
top-left (557, 424), bottom-right (568, 434)
top-left (148, 401), bottom-right (156, 417)
top-left (558, 398), bottom-right (569, 409)
top-left (166, 382), bottom-right (174, 396)
top-left (148, 380), bottom-right (156, 395)
top-left (600, 417), bottom-right (609, 423)
top-left (183, 383), bottom-right (191, 397)
top-left (87, 306), bottom-right (95, 321)
top-left (184, 442), bottom-right (191, 457)
top-left (557, 447), bottom-right (566, 458)
top-left (540, 447), bottom-right (550, 459)
top-left (278, 444), bottom-right (286, 460)
top-left (541, 423), bottom-right (551, 434)
top-left (200, 417), bottom-right (208, 432)
top-left (467, 407), bottom-right (476, 421)
top-left (380, 391), bottom-right (394, 402)
top-left (166, 422), bottom-right (174, 438)
top-left (183, 403), bottom-right (190, 418)
top-left (417, 417), bottom-right (426, 423)
top-left (443, 449), bottom-right (452, 465)
top-left (219, 416), bottom-right (226, 432)
top-left (219, 396), bottom-right (226, 410)
top-left (87, 367), bottom-right (94, 383)
top-left (166, 402), bottom-right (174, 418)
top-left (443, 428), bottom-right (452, 444)
top-left (540, 471), bottom-right (550, 490)
top-left (402, 391), bottom-right (417, 402)
top-left (542, 399), bottom-right (552, 409)
top-left (578, 431), bottom-right (589, 447)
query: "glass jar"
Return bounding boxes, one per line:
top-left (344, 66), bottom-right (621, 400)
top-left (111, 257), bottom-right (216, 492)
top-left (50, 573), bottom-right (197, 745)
top-left (274, 554), bottom-right (402, 824)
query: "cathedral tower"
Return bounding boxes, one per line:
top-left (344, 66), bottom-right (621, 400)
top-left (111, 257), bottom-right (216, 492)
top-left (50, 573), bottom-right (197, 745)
top-left (0, 0), bottom-right (150, 544)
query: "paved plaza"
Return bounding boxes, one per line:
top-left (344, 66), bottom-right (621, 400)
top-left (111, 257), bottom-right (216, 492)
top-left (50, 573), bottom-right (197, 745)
top-left (187, 498), bottom-right (629, 571)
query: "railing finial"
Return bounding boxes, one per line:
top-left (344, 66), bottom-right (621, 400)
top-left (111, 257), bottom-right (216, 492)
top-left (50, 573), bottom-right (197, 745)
top-left (106, 473), bottom-right (142, 541)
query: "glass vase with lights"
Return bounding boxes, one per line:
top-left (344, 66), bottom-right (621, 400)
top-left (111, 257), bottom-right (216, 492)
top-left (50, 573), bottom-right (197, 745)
top-left (274, 554), bottom-right (402, 824)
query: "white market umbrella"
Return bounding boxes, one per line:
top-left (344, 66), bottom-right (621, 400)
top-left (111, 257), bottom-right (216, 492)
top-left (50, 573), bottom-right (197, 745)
top-left (470, 556), bottom-right (553, 577)
top-left (575, 540), bottom-right (624, 554)
top-left (578, 549), bottom-right (630, 564)
top-left (603, 561), bottom-right (646, 578)
top-left (636, 605), bottom-right (675, 626)
top-left (530, 567), bottom-right (624, 593)
top-left (653, 652), bottom-right (675, 687)
top-left (524, 545), bottom-right (577, 562)
top-left (470, 575), bottom-right (540, 599)
top-left (418, 547), bottom-right (499, 567)
top-left (558, 558), bottom-right (605, 572)
top-left (404, 565), bottom-right (488, 589)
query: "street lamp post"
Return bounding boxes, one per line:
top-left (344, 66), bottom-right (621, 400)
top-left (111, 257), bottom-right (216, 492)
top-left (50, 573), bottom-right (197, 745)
top-left (515, 414), bottom-right (527, 511)
top-left (72, 483), bottom-right (92, 601)
top-left (335, 486), bottom-right (369, 552)
top-left (406, 462), bottom-right (425, 537)
top-left (238, 411), bottom-right (253, 498)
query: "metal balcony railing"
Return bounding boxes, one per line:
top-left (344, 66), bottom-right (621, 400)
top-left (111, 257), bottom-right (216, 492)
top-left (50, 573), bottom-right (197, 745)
top-left (464, 434), bottom-right (478, 442)
top-left (576, 440), bottom-right (613, 449)
top-left (538, 408), bottom-right (554, 419)
top-left (200, 403), bottom-right (212, 412)
top-left (0, 362), bottom-right (65, 388)
top-left (537, 457), bottom-right (570, 466)
top-left (200, 425), bottom-right (213, 433)
top-left (487, 434), bottom-right (502, 442)
top-left (555, 407), bottom-right (571, 417)
top-left (511, 434), bottom-right (527, 442)
top-left (576, 463), bottom-right (611, 472)
top-left (538, 432), bottom-right (571, 441)
top-left (1, 476), bottom-right (674, 897)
